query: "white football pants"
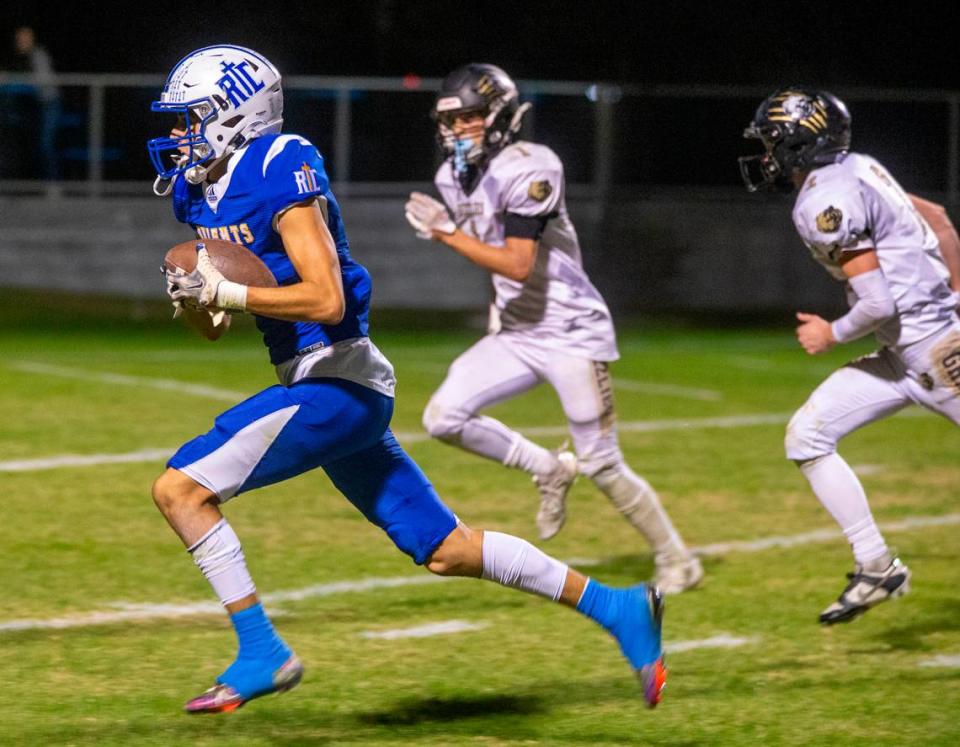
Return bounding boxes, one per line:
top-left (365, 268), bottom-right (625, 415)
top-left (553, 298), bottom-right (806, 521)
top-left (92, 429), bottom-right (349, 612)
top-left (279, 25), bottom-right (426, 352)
top-left (423, 333), bottom-right (689, 560)
top-left (786, 325), bottom-right (960, 565)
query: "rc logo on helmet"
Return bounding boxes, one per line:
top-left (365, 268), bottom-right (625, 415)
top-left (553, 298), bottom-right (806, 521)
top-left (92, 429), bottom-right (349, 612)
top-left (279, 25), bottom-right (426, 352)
top-left (528, 180), bottom-right (552, 202)
top-left (816, 206), bottom-right (843, 233)
top-left (216, 59), bottom-right (266, 107)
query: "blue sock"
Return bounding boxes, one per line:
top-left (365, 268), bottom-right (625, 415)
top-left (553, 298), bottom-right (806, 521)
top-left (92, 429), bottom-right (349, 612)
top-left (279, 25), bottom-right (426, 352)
top-left (576, 579), bottom-right (660, 669)
top-left (576, 578), bottom-right (619, 630)
top-left (218, 603), bottom-right (293, 698)
top-left (231, 603), bottom-right (288, 660)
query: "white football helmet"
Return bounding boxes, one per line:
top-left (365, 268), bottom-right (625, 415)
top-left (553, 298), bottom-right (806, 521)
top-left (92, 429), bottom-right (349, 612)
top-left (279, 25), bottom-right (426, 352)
top-left (148, 45), bottom-right (283, 190)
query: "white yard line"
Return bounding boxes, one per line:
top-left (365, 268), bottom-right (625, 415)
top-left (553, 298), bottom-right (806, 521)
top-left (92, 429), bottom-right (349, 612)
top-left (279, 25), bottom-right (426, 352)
top-left (0, 411), bottom-right (795, 473)
top-left (613, 379), bottom-right (723, 402)
top-left (693, 513), bottom-right (960, 557)
top-left (1, 513), bottom-right (957, 634)
top-left (360, 620), bottom-right (489, 640)
top-left (9, 361), bottom-right (247, 402)
top-left (665, 634), bottom-right (759, 654)
top-left (2, 407), bottom-right (938, 473)
top-left (0, 448), bottom-right (176, 473)
top-left (918, 655), bottom-right (960, 668)
top-left (851, 464), bottom-right (886, 477)
top-left (401, 361), bottom-right (723, 402)
top-left (0, 575), bottom-right (450, 632)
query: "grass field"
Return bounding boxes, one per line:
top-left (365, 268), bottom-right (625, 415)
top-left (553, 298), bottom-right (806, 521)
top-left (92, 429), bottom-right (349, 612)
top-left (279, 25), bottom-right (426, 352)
top-left (1, 297), bottom-right (958, 746)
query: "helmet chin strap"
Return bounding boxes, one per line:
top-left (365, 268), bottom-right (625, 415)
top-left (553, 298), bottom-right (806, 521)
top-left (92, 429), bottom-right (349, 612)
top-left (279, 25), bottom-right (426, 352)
top-left (185, 151), bottom-right (232, 185)
top-left (153, 174), bottom-right (175, 197)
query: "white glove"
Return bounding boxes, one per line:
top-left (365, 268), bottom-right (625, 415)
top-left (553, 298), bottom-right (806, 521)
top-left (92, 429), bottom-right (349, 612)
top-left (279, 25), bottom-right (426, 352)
top-left (405, 191), bottom-right (455, 239)
top-left (165, 246), bottom-right (247, 311)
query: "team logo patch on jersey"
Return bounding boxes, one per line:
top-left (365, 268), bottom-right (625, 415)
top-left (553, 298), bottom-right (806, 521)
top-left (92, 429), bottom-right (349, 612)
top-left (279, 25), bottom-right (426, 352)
top-left (528, 180), bottom-right (553, 202)
top-left (816, 206), bottom-right (843, 233)
top-left (293, 163), bottom-right (320, 195)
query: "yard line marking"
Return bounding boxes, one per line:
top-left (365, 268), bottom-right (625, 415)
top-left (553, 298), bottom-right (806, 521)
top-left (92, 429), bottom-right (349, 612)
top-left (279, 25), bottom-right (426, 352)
top-left (851, 464), bottom-right (886, 477)
top-left (0, 448), bottom-right (175, 473)
top-left (521, 412), bottom-right (793, 439)
top-left (3, 407), bottom-right (939, 473)
top-left (613, 379), bottom-right (723, 402)
top-left (9, 361), bottom-right (246, 402)
top-left (400, 361), bottom-right (723, 402)
top-left (918, 655), bottom-right (960, 668)
top-left (0, 575), bottom-right (451, 632)
top-left (360, 620), bottom-right (489, 640)
top-left (665, 634), bottom-right (759, 654)
top-left (0, 411), bottom-right (797, 472)
top-left (693, 513), bottom-right (960, 557)
top-left (0, 513), bottom-right (957, 634)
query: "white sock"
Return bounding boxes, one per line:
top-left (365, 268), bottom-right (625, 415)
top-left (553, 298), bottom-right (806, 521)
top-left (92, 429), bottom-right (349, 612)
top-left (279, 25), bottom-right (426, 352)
top-left (188, 518), bottom-right (257, 606)
top-left (481, 530), bottom-right (568, 601)
top-left (454, 415), bottom-right (557, 475)
top-left (799, 453), bottom-right (889, 566)
top-left (503, 432), bottom-right (560, 475)
top-left (591, 463), bottom-right (687, 562)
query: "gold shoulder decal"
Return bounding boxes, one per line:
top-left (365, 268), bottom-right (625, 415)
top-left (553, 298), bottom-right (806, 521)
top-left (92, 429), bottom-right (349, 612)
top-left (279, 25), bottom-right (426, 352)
top-left (528, 180), bottom-right (553, 202)
top-left (816, 206), bottom-right (843, 233)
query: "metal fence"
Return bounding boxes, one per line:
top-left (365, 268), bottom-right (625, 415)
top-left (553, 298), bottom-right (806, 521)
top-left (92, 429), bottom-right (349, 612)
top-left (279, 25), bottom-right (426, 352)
top-left (1, 72), bottom-right (959, 201)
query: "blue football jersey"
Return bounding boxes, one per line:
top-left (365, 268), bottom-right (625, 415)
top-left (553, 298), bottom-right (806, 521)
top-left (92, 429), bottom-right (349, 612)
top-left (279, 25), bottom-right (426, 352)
top-left (171, 134), bottom-right (371, 365)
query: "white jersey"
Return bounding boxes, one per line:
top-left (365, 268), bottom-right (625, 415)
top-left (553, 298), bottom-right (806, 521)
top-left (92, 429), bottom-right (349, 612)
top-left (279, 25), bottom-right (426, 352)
top-left (434, 141), bottom-right (619, 361)
top-left (792, 152), bottom-right (956, 349)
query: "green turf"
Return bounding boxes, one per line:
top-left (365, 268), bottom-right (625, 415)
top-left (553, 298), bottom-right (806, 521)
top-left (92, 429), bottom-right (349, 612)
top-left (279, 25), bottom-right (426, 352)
top-left (0, 305), bottom-right (958, 745)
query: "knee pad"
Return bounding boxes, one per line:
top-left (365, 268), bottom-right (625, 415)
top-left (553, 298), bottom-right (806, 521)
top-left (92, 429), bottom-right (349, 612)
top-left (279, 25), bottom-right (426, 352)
top-left (784, 403), bottom-right (836, 461)
top-left (422, 397), bottom-right (468, 442)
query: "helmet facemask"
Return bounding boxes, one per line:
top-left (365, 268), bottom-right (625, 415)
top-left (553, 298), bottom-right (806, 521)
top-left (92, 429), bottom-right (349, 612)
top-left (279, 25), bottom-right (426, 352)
top-left (739, 122), bottom-right (796, 193)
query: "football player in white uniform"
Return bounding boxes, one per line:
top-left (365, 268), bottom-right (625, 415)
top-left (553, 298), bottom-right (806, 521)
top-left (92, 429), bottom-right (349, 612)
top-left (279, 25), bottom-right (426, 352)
top-left (405, 64), bottom-right (702, 594)
top-left (740, 88), bottom-right (960, 624)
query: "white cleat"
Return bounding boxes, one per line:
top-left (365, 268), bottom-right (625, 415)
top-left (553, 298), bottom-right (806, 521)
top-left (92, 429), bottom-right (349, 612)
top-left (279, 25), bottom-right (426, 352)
top-left (654, 554), bottom-right (704, 595)
top-left (534, 450), bottom-right (578, 540)
top-left (819, 557), bottom-right (912, 625)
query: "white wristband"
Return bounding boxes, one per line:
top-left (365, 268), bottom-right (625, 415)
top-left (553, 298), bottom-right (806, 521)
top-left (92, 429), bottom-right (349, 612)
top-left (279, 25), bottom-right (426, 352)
top-left (215, 280), bottom-right (248, 311)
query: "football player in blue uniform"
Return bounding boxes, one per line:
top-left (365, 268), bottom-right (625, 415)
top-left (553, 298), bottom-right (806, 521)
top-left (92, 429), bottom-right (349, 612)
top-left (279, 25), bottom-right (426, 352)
top-left (148, 45), bottom-right (667, 713)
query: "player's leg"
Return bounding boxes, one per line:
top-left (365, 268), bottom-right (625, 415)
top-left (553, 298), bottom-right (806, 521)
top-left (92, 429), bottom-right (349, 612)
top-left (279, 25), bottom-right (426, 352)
top-left (543, 354), bottom-right (701, 592)
top-left (322, 431), bottom-right (666, 706)
top-left (422, 334), bottom-right (564, 476)
top-left (153, 468), bottom-right (300, 713)
top-left (153, 379), bottom-right (394, 712)
top-left (785, 350), bottom-right (913, 623)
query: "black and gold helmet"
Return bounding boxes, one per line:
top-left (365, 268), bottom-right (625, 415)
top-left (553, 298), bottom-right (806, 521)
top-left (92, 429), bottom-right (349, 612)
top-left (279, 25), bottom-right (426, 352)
top-left (739, 88), bottom-right (851, 192)
top-left (433, 63), bottom-right (530, 191)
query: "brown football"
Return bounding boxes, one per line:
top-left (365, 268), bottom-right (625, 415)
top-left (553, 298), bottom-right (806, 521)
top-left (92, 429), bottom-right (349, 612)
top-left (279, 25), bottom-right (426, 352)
top-left (164, 238), bottom-right (278, 287)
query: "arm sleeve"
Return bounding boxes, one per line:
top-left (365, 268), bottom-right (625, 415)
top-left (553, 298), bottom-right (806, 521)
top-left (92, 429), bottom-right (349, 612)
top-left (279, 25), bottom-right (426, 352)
top-left (830, 267), bottom-right (897, 343)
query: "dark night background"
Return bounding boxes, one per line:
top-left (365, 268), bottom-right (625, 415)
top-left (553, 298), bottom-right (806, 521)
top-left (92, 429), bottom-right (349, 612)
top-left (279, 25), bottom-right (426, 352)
top-left (2, 0), bottom-right (959, 87)
top-left (2, 0), bottom-right (960, 190)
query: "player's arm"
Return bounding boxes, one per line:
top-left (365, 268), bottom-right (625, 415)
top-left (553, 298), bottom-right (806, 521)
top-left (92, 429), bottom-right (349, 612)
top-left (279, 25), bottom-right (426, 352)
top-left (404, 191), bottom-right (538, 281)
top-left (908, 193), bottom-right (960, 292)
top-left (437, 231), bottom-right (537, 282)
top-left (219, 199), bottom-right (345, 324)
top-left (240, 200), bottom-right (346, 323)
top-left (795, 249), bottom-right (895, 354)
